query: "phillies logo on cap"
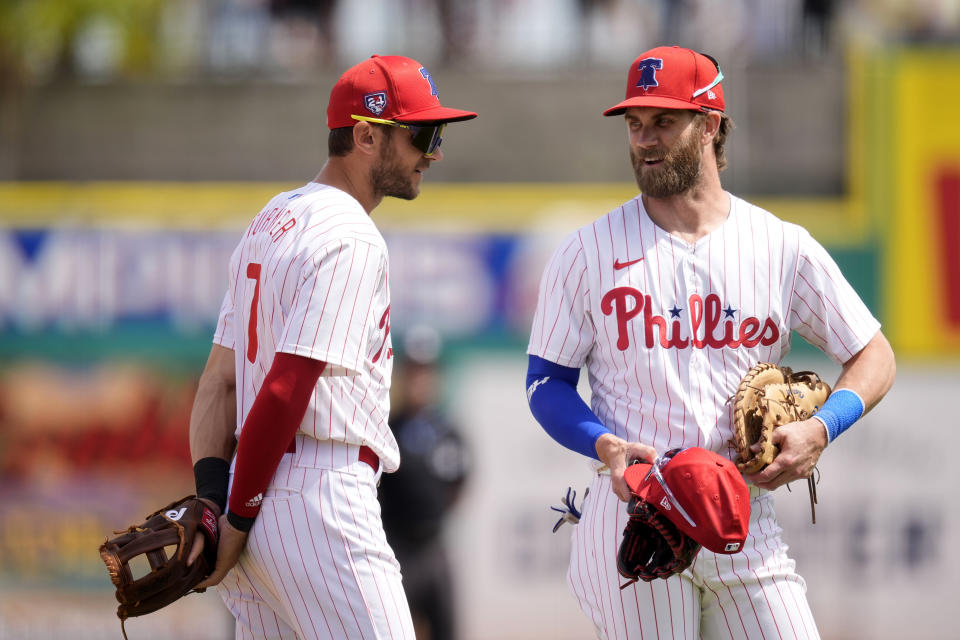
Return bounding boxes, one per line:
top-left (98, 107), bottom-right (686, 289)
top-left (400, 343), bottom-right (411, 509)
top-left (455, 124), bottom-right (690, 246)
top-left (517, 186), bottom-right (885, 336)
top-left (636, 58), bottom-right (663, 90)
top-left (603, 47), bottom-right (726, 116)
top-left (364, 92), bottom-right (388, 116)
top-left (419, 67), bottom-right (439, 96)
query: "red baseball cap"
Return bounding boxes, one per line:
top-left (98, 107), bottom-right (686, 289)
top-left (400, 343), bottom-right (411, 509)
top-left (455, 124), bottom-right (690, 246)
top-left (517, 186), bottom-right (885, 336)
top-left (604, 46), bottom-right (725, 116)
top-left (624, 447), bottom-right (749, 554)
top-left (326, 55), bottom-right (477, 129)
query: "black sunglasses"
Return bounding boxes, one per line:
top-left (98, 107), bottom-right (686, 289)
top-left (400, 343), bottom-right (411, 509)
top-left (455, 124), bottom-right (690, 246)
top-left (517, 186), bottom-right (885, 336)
top-left (351, 115), bottom-right (445, 156)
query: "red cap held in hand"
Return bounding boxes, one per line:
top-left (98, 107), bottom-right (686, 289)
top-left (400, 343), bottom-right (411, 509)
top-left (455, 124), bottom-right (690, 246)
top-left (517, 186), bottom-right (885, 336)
top-left (624, 447), bottom-right (749, 554)
top-left (604, 46), bottom-right (725, 116)
top-left (327, 55), bottom-right (478, 129)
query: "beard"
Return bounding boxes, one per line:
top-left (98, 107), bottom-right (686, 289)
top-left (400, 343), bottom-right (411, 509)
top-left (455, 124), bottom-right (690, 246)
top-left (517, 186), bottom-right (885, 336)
top-left (631, 123), bottom-right (704, 198)
top-left (370, 132), bottom-right (419, 201)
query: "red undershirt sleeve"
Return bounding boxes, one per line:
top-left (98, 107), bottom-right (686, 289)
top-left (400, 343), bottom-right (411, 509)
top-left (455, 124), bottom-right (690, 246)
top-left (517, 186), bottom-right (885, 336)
top-left (227, 352), bottom-right (326, 522)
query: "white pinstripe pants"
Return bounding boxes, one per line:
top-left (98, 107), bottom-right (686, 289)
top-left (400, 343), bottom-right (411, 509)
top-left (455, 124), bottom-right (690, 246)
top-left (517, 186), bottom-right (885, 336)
top-left (217, 451), bottom-right (415, 640)
top-left (569, 475), bottom-right (820, 640)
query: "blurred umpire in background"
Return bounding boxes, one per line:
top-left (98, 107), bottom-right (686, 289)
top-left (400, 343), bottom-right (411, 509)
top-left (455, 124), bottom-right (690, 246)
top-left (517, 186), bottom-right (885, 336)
top-left (379, 326), bottom-right (471, 640)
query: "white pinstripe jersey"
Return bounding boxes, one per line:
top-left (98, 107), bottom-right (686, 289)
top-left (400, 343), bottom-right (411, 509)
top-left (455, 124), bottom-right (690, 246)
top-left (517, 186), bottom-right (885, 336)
top-left (528, 193), bottom-right (880, 458)
top-left (214, 182), bottom-right (399, 471)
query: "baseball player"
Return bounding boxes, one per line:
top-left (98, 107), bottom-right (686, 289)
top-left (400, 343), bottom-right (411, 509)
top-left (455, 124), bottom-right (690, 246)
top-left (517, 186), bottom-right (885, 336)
top-left (525, 46), bottom-right (895, 639)
top-left (184, 55), bottom-right (476, 639)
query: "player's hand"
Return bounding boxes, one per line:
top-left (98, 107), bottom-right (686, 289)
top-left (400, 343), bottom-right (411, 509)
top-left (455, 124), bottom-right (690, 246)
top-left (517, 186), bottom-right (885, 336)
top-left (745, 418), bottom-right (828, 490)
top-left (596, 433), bottom-right (657, 502)
top-left (194, 515), bottom-right (249, 589)
top-left (186, 498), bottom-right (221, 569)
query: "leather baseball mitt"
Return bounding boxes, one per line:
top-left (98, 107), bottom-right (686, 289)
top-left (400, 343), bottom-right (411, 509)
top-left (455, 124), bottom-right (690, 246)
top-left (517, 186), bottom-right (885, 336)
top-left (732, 363), bottom-right (831, 523)
top-left (732, 362), bottom-right (832, 474)
top-left (99, 495), bottom-right (219, 636)
top-left (617, 495), bottom-right (701, 586)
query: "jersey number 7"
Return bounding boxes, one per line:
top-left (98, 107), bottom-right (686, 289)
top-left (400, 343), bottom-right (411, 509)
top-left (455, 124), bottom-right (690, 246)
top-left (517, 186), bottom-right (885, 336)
top-left (246, 262), bottom-right (261, 363)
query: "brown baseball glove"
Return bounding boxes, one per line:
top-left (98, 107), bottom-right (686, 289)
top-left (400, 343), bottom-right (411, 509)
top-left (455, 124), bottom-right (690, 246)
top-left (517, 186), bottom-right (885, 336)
top-left (617, 494), bottom-right (701, 587)
top-left (732, 363), bottom-right (831, 521)
top-left (99, 495), bottom-right (219, 637)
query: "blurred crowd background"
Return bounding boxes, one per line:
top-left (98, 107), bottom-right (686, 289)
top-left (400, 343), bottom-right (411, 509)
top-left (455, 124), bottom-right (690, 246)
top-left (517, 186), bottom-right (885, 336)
top-left (1, 0), bottom-right (958, 83)
top-left (3, 0), bottom-right (960, 191)
top-left (1, 1), bottom-right (959, 639)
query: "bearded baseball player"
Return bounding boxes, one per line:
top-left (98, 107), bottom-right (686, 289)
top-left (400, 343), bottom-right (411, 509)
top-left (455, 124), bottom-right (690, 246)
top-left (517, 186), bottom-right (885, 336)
top-left (526, 46), bottom-right (896, 639)
top-left (184, 55), bottom-right (476, 639)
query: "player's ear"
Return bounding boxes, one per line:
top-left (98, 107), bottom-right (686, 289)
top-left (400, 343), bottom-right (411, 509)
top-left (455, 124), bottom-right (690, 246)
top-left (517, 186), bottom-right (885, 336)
top-left (352, 121), bottom-right (382, 156)
top-left (700, 111), bottom-right (722, 143)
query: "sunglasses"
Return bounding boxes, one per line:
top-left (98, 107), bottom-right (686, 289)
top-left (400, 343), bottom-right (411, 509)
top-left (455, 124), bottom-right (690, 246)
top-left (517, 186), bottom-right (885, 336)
top-left (351, 115), bottom-right (445, 157)
top-left (642, 449), bottom-right (698, 528)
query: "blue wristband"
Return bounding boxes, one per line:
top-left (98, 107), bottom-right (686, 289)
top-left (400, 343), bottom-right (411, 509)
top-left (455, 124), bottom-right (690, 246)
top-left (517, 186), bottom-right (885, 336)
top-left (813, 389), bottom-right (865, 443)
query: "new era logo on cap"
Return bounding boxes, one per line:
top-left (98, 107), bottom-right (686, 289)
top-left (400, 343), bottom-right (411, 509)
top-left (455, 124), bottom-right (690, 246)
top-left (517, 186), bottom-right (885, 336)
top-left (604, 46), bottom-right (725, 116)
top-left (327, 55), bottom-right (477, 129)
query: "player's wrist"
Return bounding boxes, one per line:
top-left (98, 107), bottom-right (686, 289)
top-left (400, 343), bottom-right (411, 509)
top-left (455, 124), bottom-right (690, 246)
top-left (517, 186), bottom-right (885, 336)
top-left (194, 457), bottom-right (230, 515)
top-left (226, 510), bottom-right (256, 533)
top-left (197, 497), bottom-right (223, 519)
top-left (804, 416), bottom-right (830, 451)
top-left (811, 416), bottom-right (831, 447)
top-left (595, 433), bottom-right (626, 467)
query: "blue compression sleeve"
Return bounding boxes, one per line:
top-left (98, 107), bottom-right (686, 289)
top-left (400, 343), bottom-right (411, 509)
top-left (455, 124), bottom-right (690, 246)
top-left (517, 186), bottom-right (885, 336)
top-left (526, 355), bottom-right (611, 460)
